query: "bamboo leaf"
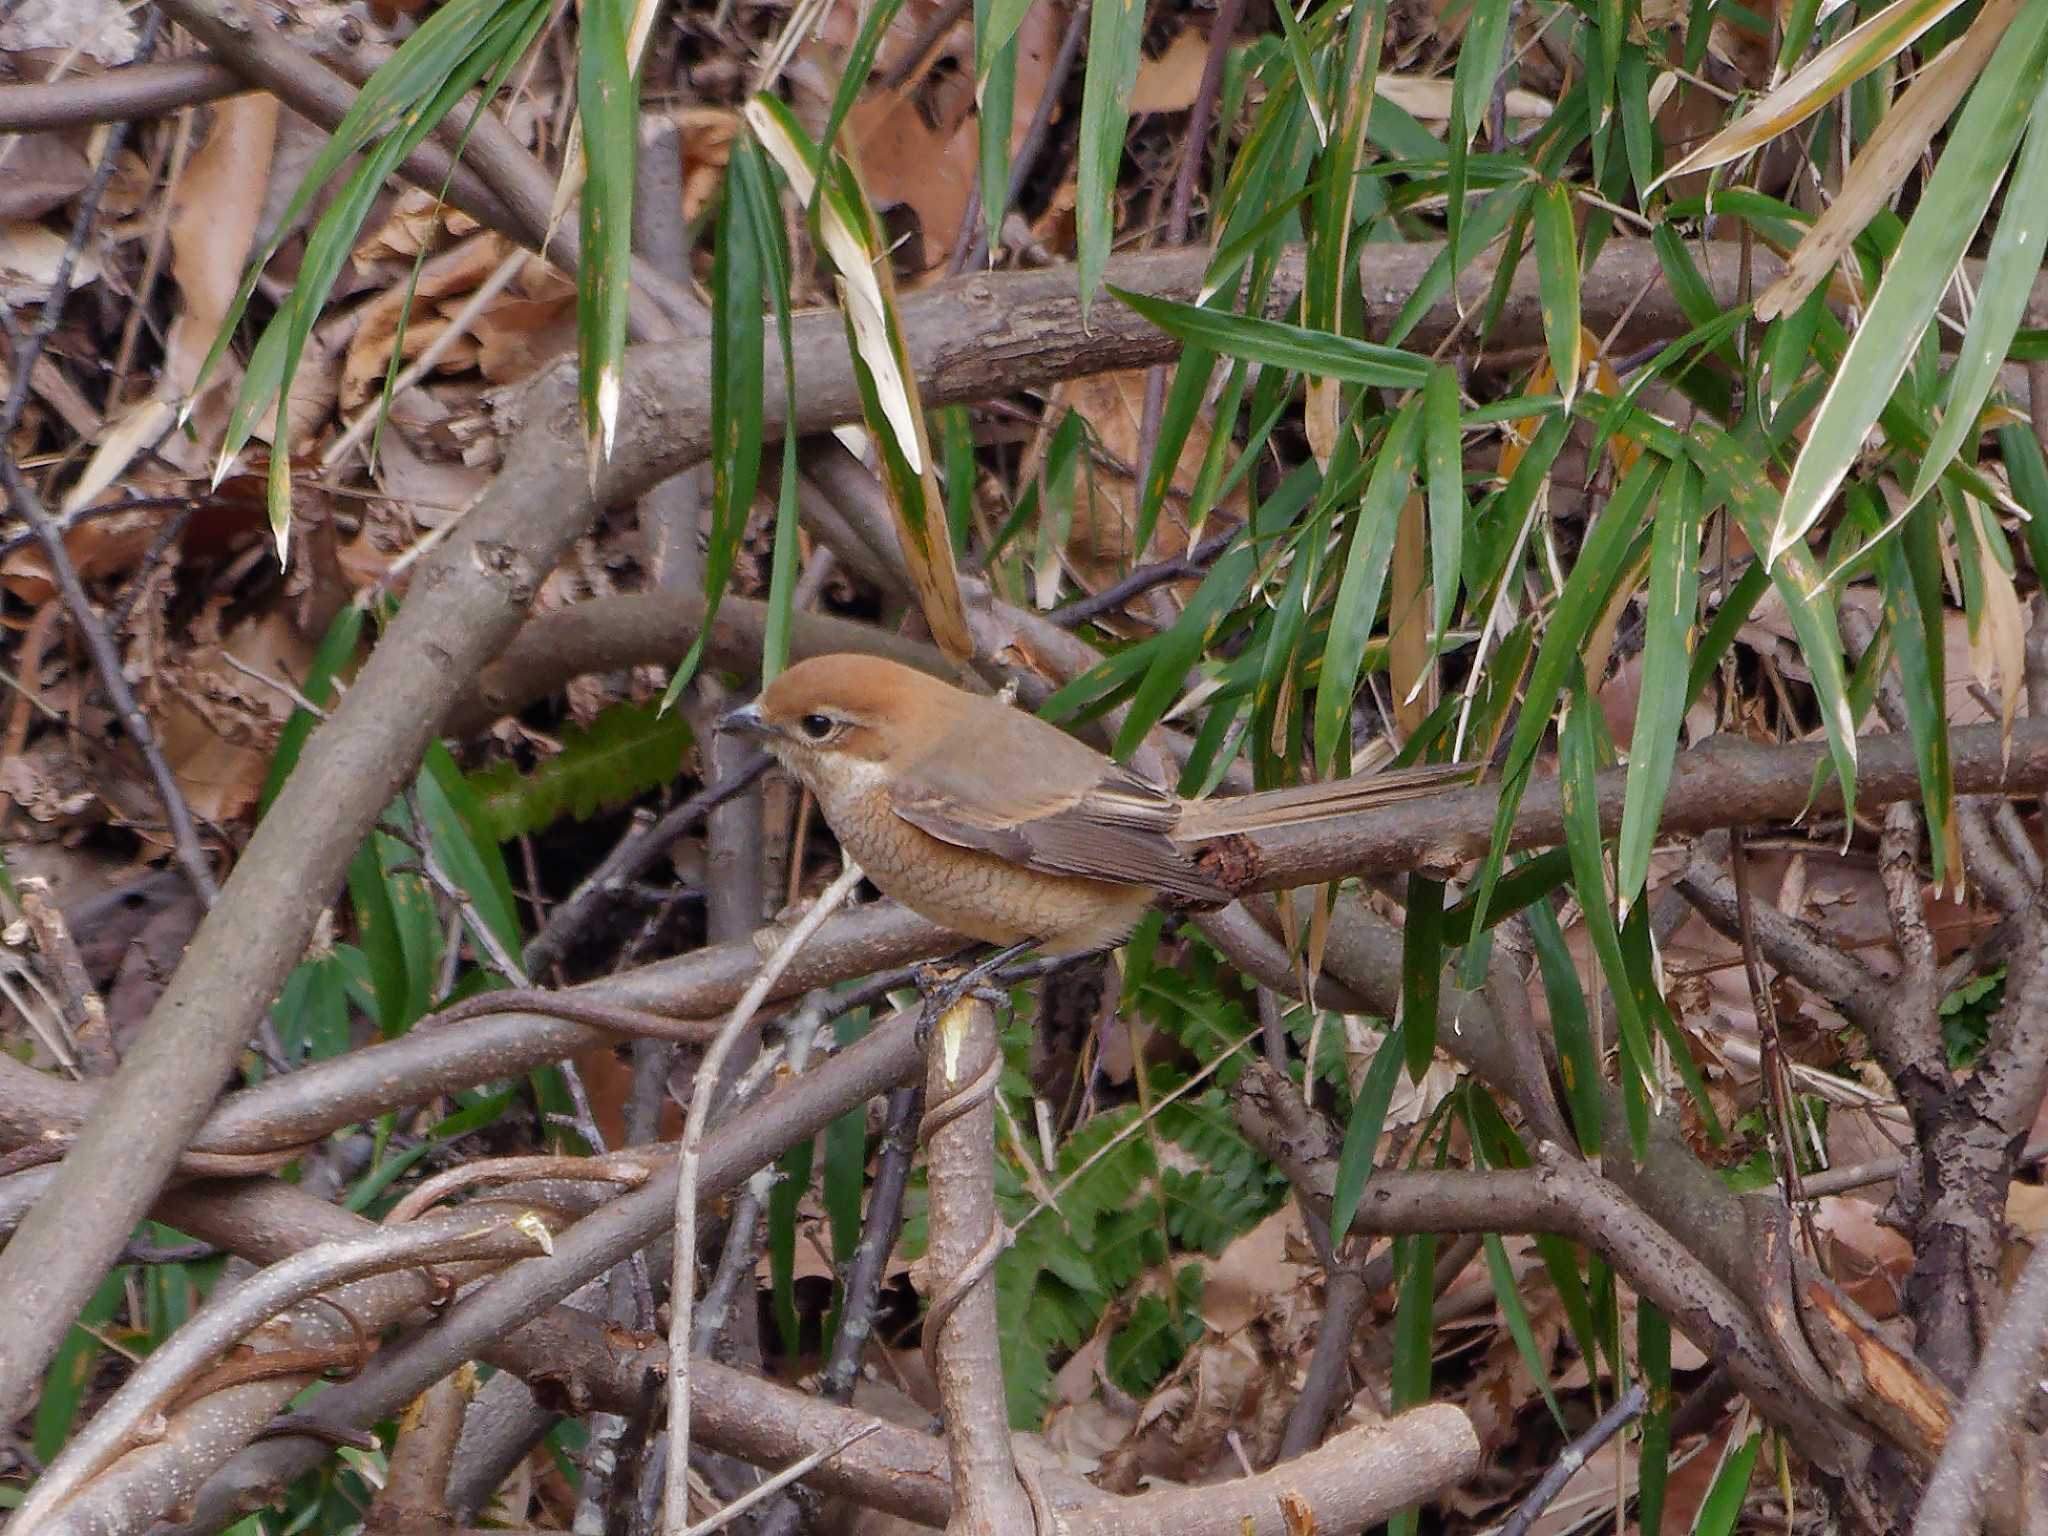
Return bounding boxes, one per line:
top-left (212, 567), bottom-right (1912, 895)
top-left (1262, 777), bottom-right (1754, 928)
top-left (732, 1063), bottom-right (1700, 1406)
top-left (1637, 1304), bottom-right (1673, 1536)
top-left (1560, 691), bottom-right (1651, 1159)
top-left (1315, 396), bottom-right (1425, 775)
top-left (1653, 0), bottom-right (1980, 189)
top-left (1115, 288), bottom-right (1431, 389)
top-left (1330, 1025), bottom-right (1408, 1246)
top-left (1422, 364), bottom-right (1465, 638)
top-left (1617, 461), bottom-right (1701, 915)
top-left (663, 146), bottom-right (765, 710)
top-left (577, 0), bottom-right (638, 466)
top-left (1766, 4), bottom-right (2048, 567)
top-left (1906, 61), bottom-right (2048, 508)
top-left (1532, 180), bottom-right (1582, 407)
top-left (1078, 0), bottom-right (1148, 321)
top-left (1694, 1434), bottom-right (1764, 1536)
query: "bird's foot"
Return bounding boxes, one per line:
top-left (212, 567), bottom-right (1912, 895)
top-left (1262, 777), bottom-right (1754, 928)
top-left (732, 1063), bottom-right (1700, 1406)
top-left (912, 941), bottom-right (1036, 1046)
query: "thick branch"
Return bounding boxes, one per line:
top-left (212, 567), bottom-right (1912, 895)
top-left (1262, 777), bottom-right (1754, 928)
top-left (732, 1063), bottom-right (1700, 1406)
top-left (918, 998), bottom-right (1031, 1536)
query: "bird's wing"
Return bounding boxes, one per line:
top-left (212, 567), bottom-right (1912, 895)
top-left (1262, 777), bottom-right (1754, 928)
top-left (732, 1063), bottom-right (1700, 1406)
top-left (888, 745), bottom-right (1231, 906)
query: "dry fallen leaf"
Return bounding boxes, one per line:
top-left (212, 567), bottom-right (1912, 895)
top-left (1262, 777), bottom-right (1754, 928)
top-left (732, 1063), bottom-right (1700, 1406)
top-left (1129, 27), bottom-right (1210, 115)
top-left (0, 221), bottom-right (102, 306)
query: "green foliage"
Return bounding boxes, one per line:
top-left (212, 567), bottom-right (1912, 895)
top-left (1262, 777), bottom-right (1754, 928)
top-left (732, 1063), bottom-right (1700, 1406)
top-left (895, 941), bottom-right (1288, 1426)
top-left (1106, 1265), bottom-right (1206, 1398)
top-left (1942, 968), bottom-right (2006, 1066)
top-left (465, 702), bottom-right (694, 841)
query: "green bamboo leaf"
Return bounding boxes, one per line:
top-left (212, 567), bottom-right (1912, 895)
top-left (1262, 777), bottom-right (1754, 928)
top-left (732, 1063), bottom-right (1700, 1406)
top-left (663, 149), bottom-right (765, 711)
top-left (748, 135), bottom-right (803, 683)
top-left (976, 0), bottom-right (1036, 81)
top-left (822, 1009), bottom-right (872, 1339)
top-left (34, 1268), bottom-right (128, 1462)
top-left (1587, 0), bottom-right (1621, 183)
top-left (259, 603), bottom-right (364, 812)
top-left (1463, 453), bottom-right (1661, 948)
top-left (2000, 419), bottom-right (2048, 576)
top-left (1451, 0), bottom-right (1512, 146)
top-left (1524, 893), bottom-right (1603, 1152)
top-left (1617, 41), bottom-right (1657, 200)
top-left (196, 0), bottom-right (538, 414)
top-left (1330, 1025), bottom-right (1408, 1245)
top-left (1401, 876), bottom-right (1445, 1077)
top-left (1315, 396), bottom-right (1424, 775)
top-left (1767, 4), bottom-right (2048, 566)
top-left (772, 1134), bottom-right (814, 1352)
top-left (1386, 178), bottom-right (1528, 347)
top-left (1269, 0), bottom-right (1330, 146)
top-left (1762, 284), bottom-right (1828, 419)
top-left (1077, 0), bottom-right (1147, 321)
top-left (1441, 0), bottom-right (1509, 280)
top-left (577, 0), bottom-right (637, 464)
top-left (1617, 461), bottom-right (1702, 915)
top-left (1112, 287), bottom-right (1431, 389)
top-left (976, 0), bottom-right (1018, 247)
top-left (1880, 499), bottom-right (1956, 885)
top-left (420, 744), bottom-right (522, 963)
top-left (1560, 692), bottom-right (1651, 1159)
top-left (1696, 425), bottom-right (1860, 816)
top-left (1532, 180), bottom-right (1582, 406)
top-left (347, 840), bottom-right (409, 1039)
top-left (1304, 0), bottom-right (1387, 335)
top-left (1482, 1229), bottom-right (1567, 1429)
top-left (1637, 1303), bottom-right (1673, 1536)
top-left (1111, 535), bottom-right (1261, 759)
top-left (816, 0), bottom-right (908, 174)
top-left (1907, 73), bottom-right (2048, 509)
top-left (1422, 365), bottom-right (1464, 638)
top-left (1694, 1434), bottom-right (1764, 1536)
top-left (1386, 1221), bottom-right (1437, 1536)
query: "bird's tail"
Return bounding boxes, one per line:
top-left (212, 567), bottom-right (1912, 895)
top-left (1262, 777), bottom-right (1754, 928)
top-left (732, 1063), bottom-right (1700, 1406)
top-left (1176, 762), bottom-right (1479, 839)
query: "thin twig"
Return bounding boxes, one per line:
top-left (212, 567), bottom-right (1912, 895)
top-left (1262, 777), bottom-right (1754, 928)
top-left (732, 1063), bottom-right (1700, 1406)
top-left (1498, 1383), bottom-right (1649, 1536)
top-left (677, 1423), bottom-right (880, 1536)
top-left (0, 13), bottom-right (218, 910)
top-left (1050, 527), bottom-right (1238, 630)
top-left (3, 454), bottom-right (217, 914)
top-left (815, 1077), bottom-right (923, 1403)
top-left (524, 755), bottom-right (773, 976)
top-left (664, 860), bottom-right (867, 1536)
top-left (964, 1), bottom-right (1090, 270)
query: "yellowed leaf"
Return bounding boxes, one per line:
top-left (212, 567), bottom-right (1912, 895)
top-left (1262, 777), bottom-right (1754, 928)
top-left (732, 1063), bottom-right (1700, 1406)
top-left (1756, 0), bottom-right (2025, 321)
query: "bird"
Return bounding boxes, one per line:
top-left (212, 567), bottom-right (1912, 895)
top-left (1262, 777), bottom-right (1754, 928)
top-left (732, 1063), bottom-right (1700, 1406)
top-left (718, 653), bottom-right (1469, 958)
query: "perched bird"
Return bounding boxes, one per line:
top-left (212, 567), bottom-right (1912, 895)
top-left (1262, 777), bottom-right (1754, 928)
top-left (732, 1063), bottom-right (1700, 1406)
top-left (719, 653), bottom-right (1466, 957)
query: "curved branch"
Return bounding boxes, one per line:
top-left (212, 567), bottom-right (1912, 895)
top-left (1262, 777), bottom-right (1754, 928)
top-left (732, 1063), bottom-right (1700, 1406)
top-left (14, 1209), bottom-right (549, 1531)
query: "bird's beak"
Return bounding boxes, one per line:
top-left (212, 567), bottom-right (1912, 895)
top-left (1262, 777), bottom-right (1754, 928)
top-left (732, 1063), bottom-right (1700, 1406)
top-left (717, 702), bottom-right (770, 738)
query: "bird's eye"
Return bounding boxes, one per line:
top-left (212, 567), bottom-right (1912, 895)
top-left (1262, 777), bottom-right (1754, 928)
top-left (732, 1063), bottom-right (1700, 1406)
top-left (798, 713), bottom-right (835, 741)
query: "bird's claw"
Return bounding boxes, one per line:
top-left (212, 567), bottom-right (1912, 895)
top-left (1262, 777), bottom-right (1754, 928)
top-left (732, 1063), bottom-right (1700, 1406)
top-left (911, 943), bottom-right (1033, 1048)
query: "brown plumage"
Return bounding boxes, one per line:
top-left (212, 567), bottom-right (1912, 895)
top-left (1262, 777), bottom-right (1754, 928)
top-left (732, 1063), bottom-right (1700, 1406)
top-left (720, 654), bottom-right (1466, 954)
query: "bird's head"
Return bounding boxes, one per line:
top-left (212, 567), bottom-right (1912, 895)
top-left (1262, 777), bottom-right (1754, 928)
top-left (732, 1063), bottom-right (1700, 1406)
top-left (717, 654), bottom-right (960, 795)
